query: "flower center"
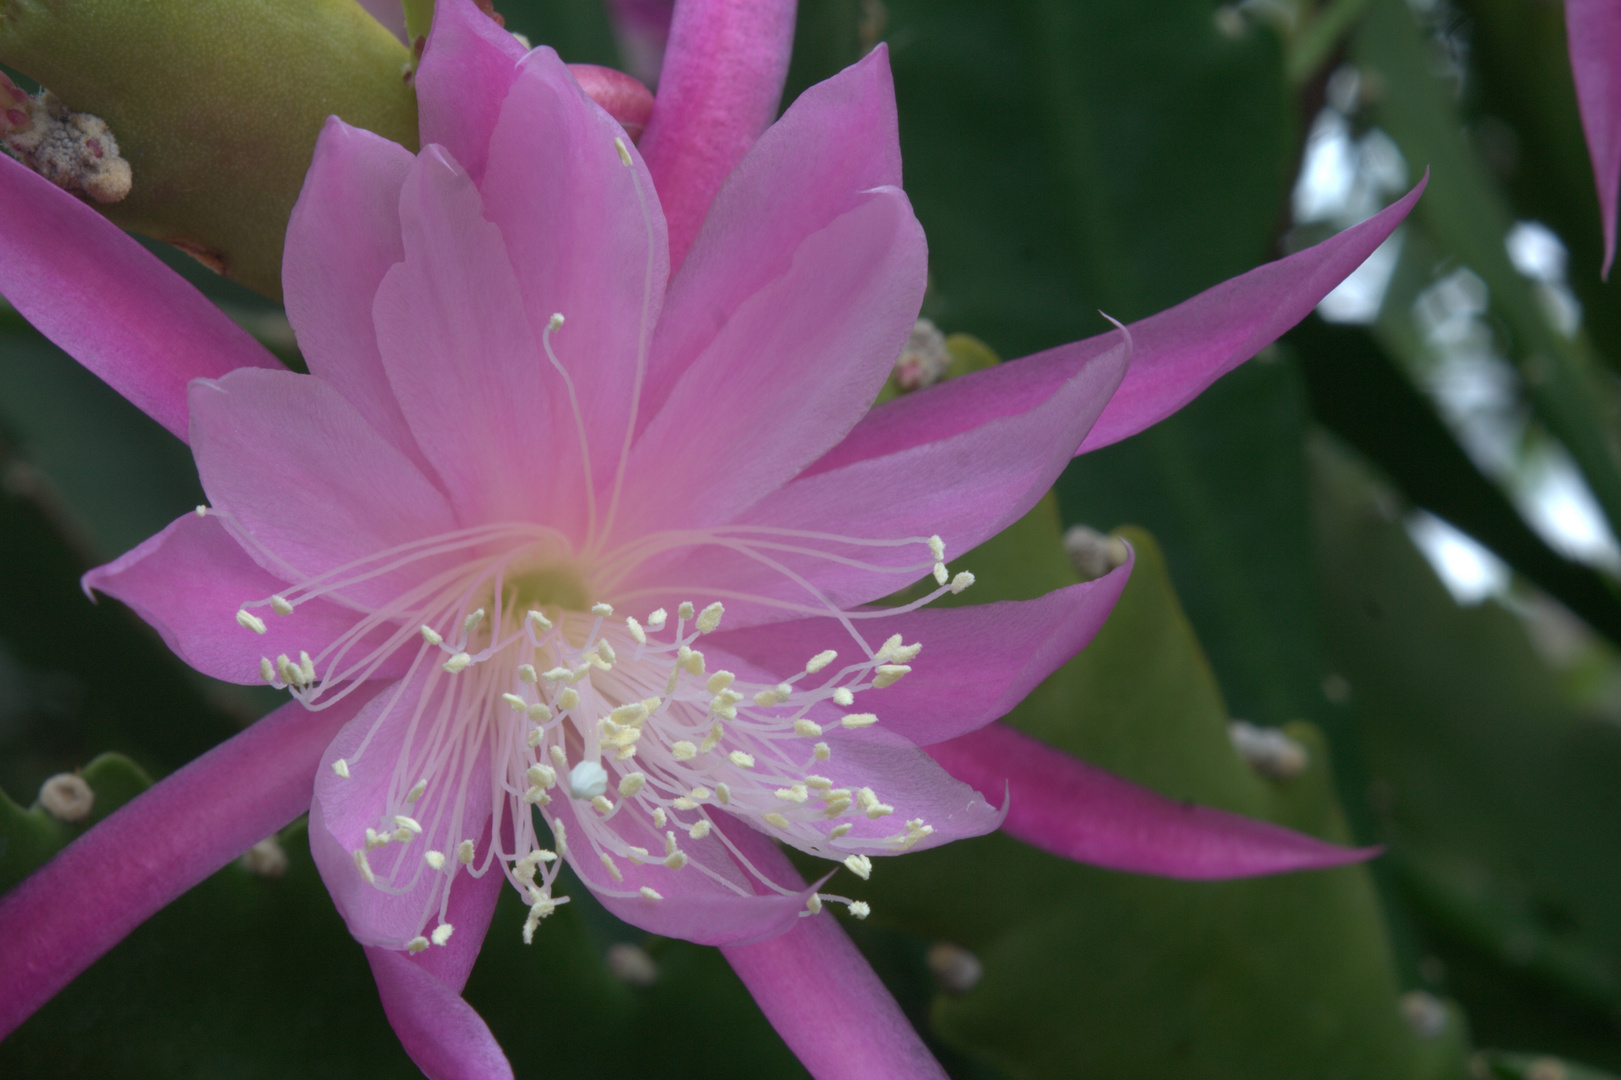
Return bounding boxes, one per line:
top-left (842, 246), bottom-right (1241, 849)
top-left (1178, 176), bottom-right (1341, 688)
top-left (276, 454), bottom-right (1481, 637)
top-left (221, 515), bottom-right (974, 953)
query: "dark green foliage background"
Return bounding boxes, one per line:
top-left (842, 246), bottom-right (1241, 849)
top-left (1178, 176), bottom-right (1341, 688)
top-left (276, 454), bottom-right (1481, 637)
top-left (3, 0), bottom-right (1621, 1077)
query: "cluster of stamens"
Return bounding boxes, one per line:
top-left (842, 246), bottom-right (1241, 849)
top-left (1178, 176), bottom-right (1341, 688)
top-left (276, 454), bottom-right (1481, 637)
top-left (223, 512), bottom-right (972, 953)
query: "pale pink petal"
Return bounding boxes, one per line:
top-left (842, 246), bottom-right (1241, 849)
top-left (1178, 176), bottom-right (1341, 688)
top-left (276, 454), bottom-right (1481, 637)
top-left (479, 48), bottom-right (670, 540)
top-left (637, 0), bottom-right (797, 269)
top-left (284, 118), bottom-right (433, 473)
top-left (640, 45), bottom-right (902, 419)
top-left (620, 336), bottom-right (1130, 625)
top-left (1568, 0), bottom-right (1621, 277)
top-left (414, 0), bottom-right (525, 185)
top-left (357, 0), bottom-right (408, 42)
top-left (702, 557), bottom-right (1132, 747)
top-left (566, 64), bottom-right (656, 141)
top-left (928, 722), bottom-right (1379, 879)
top-left (719, 829), bottom-right (950, 1080)
top-left (310, 671), bottom-right (495, 948)
top-left (82, 511), bottom-right (410, 685)
top-left (364, 948), bottom-right (514, 1080)
top-left (372, 147), bottom-right (559, 527)
top-left (545, 790), bottom-right (820, 945)
top-left (811, 177), bottom-right (1427, 474)
top-left (618, 186), bottom-right (925, 538)
top-left (409, 835), bottom-right (505, 992)
top-left (683, 639), bottom-right (1005, 852)
top-left (189, 368), bottom-right (461, 601)
top-left (0, 689), bottom-right (375, 1039)
top-left (0, 154), bottom-right (281, 443)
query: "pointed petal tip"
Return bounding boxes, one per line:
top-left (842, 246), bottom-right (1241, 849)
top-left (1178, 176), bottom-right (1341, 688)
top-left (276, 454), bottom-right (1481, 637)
top-left (931, 722), bottom-right (1380, 881)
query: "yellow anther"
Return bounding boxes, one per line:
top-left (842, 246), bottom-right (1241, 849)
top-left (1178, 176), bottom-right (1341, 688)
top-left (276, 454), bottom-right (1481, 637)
top-left (696, 602), bottom-right (725, 634)
top-left (832, 687), bottom-right (855, 706)
top-left (407, 779), bottom-right (427, 802)
top-left (599, 852), bottom-right (623, 882)
top-left (841, 713), bottom-right (879, 730)
top-left (558, 688), bottom-right (580, 710)
top-left (689, 820), bottom-right (712, 839)
top-left (849, 901), bottom-right (871, 920)
top-left (652, 807), bottom-right (667, 827)
top-left (407, 936), bottom-right (429, 954)
top-left (618, 772), bottom-right (646, 796)
top-left (518, 664), bottom-right (538, 683)
top-left (526, 610), bottom-right (552, 632)
top-left (442, 652), bottom-right (472, 673)
top-left (236, 609), bottom-right (267, 635)
top-left (420, 625), bottom-right (443, 646)
top-left (678, 601), bottom-right (695, 620)
top-left (764, 812), bottom-right (791, 829)
top-left (640, 886), bottom-right (663, 901)
top-left (793, 719), bottom-right (823, 737)
top-left (431, 923), bottom-right (454, 946)
top-left (671, 741), bottom-right (698, 761)
top-left (830, 823), bottom-right (854, 839)
top-left (844, 854), bottom-right (873, 880)
top-left (331, 758), bottom-right (350, 779)
top-left (457, 840), bottom-right (475, 864)
top-left (872, 664), bottom-right (911, 688)
top-left (591, 795), bottom-right (614, 814)
top-left (706, 671), bottom-right (735, 693)
top-left (270, 595), bottom-right (294, 615)
top-left (425, 850), bottom-right (446, 870)
top-left (813, 742), bottom-right (831, 761)
top-left (353, 849), bottom-right (375, 885)
top-left (806, 650), bottom-right (837, 673)
top-left (626, 617), bottom-right (646, 644)
top-left (646, 608), bottom-right (668, 629)
top-left (728, 750), bottom-right (755, 769)
top-left (502, 693), bottom-right (528, 711)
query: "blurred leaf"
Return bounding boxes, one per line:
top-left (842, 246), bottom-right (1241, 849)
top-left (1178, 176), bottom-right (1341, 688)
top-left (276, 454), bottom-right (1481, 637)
top-left (1353, 0), bottom-right (1621, 547)
top-left (1312, 433), bottom-right (1621, 1067)
top-left (1475, 1052), bottom-right (1621, 1080)
top-left (501, 0), bottom-right (623, 68)
top-left (1292, 315), bottom-right (1621, 648)
top-left (1060, 354), bottom-right (1340, 759)
top-left (0, 419), bottom-right (255, 800)
top-left (1453, 0), bottom-right (1621, 368)
top-left (845, 521), bottom-right (1470, 1079)
top-left (884, 0), bottom-right (1294, 354)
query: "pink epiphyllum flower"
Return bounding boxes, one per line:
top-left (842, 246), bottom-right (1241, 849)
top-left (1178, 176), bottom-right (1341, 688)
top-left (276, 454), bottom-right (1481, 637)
top-left (0, 0), bottom-right (1424, 1075)
top-left (1567, 0), bottom-right (1621, 278)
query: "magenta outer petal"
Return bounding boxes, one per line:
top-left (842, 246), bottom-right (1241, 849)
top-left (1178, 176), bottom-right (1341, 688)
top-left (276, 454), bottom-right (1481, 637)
top-left (811, 176), bottom-right (1426, 476)
top-left (0, 154), bottom-right (281, 443)
top-left (637, 0), bottom-right (797, 270)
top-left (1568, 0), bottom-right (1621, 277)
top-left (703, 556), bottom-right (1132, 747)
top-left (0, 689), bottom-right (375, 1039)
top-left (719, 830), bottom-right (950, 1080)
top-left (83, 511), bottom-right (410, 685)
top-left (416, 0), bottom-right (525, 185)
top-left (364, 948), bottom-right (514, 1080)
top-left (928, 722), bottom-right (1379, 879)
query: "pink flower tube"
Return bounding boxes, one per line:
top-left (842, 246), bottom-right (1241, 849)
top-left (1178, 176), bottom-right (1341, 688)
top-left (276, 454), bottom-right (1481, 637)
top-left (0, 0), bottom-right (1422, 1075)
